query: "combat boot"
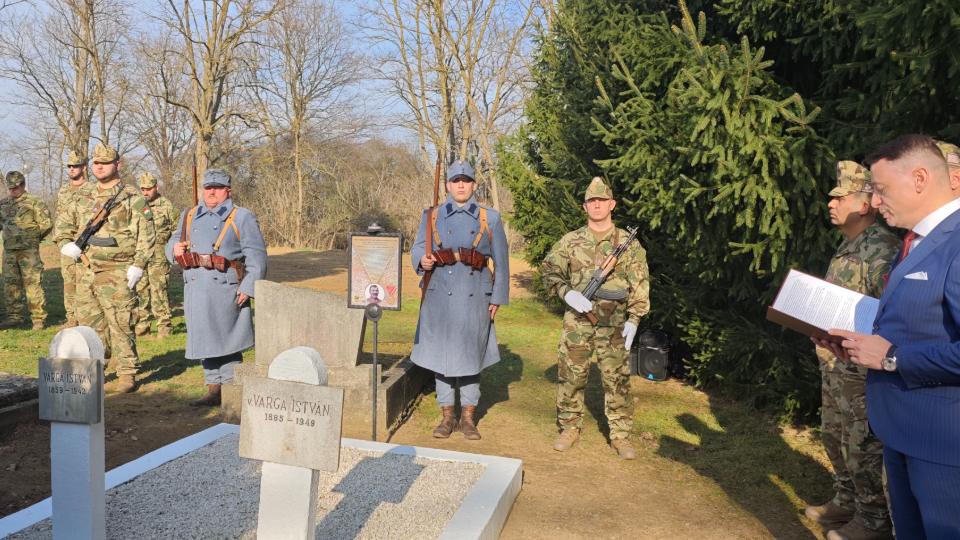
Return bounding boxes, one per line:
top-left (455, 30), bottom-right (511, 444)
top-left (459, 405), bottom-right (481, 440)
top-left (432, 406), bottom-right (457, 438)
top-left (805, 501), bottom-right (855, 526)
top-left (190, 384), bottom-right (222, 407)
top-left (826, 516), bottom-right (892, 540)
top-left (134, 325), bottom-right (150, 337)
top-left (611, 438), bottom-right (637, 460)
top-left (553, 428), bottom-right (580, 451)
top-left (115, 374), bottom-right (137, 394)
top-left (31, 320), bottom-right (44, 331)
top-left (157, 327), bottom-right (172, 339)
top-left (0, 319), bottom-right (24, 329)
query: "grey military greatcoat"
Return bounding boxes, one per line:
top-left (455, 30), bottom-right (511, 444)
top-left (410, 195), bottom-right (509, 377)
top-left (166, 199), bottom-right (267, 359)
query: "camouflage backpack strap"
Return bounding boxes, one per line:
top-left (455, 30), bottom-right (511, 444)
top-left (181, 205), bottom-right (199, 244)
top-left (213, 207), bottom-right (240, 253)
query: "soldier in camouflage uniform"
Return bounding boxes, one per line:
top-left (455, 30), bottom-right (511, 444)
top-left (53, 151), bottom-right (90, 327)
top-left (541, 177), bottom-right (650, 460)
top-left (135, 172), bottom-right (176, 338)
top-left (934, 140), bottom-right (960, 193)
top-left (59, 143), bottom-right (156, 393)
top-left (0, 171), bottom-right (53, 330)
top-left (804, 162), bottom-right (899, 540)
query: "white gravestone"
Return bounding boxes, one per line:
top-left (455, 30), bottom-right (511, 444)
top-left (42, 327), bottom-right (105, 540)
top-left (240, 346), bottom-right (344, 539)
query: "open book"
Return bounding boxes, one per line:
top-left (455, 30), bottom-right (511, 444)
top-left (766, 269), bottom-right (878, 342)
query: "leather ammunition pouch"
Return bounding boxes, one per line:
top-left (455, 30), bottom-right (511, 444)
top-left (175, 252), bottom-right (246, 282)
top-left (433, 248), bottom-right (458, 266)
top-left (594, 288), bottom-right (628, 301)
top-left (87, 236), bottom-right (118, 248)
top-left (458, 247), bottom-right (488, 271)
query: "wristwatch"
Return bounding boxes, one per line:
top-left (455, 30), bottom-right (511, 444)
top-left (882, 345), bottom-right (898, 372)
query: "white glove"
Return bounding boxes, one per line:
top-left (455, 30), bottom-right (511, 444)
top-left (563, 290), bottom-right (593, 313)
top-left (622, 321), bottom-right (638, 350)
top-left (126, 265), bottom-right (144, 289)
top-left (60, 242), bottom-right (82, 261)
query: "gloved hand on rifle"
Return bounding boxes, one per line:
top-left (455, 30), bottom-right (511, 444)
top-left (622, 321), bottom-right (638, 350)
top-left (563, 290), bottom-right (593, 313)
top-left (126, 266), bottom-right (144, 290)
top-left (60, 242), bottom-right (82, 261)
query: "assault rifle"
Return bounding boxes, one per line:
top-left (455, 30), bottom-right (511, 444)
top-left (580, 226), bottom-right (640, 325)
top-left (74, 188), bottom-right (124, 252)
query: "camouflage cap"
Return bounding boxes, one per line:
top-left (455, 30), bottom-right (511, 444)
top-left (66, 150), bottom-right (86, 167)
top-left (138, 171), bottom-right (158, 189)
top-left (935, 140), bottom-right (960, 169)
top-left (202, 168), bottom-right (231, 188)
top-left (4, 170), bottom-right (25, 189)
top-left (91, 142), bottom-right (119, 163)
top-left (584, 176), bottom-right (613, 201)
top-left (829, 161), bottom-right (873, 197)
top-left (446, 160), bottom-right (475, 182)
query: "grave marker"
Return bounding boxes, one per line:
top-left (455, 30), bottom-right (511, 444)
top-left (42, 327), bottom-right (105, 540)
top-left (241, 346), bottom-right (344, 539)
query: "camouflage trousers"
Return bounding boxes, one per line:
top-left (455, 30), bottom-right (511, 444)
top-left (76, 266), bottom-right (139, 376)
top-left (557, 314), bottom-right (634, 440)
top-left (60, 256), bottom-right (81, 325)
top-left (821, 365), bottom-right (890, 531)
top-left (135, 257), bottom-right (171, 333)
top-left (2, 248), bottom-right (45, 324)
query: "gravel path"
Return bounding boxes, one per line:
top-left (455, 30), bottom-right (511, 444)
top-left (10, 434), bottom-right (485, 539)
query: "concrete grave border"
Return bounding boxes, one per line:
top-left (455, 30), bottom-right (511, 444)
top-left (0, 423), bottom-right (522, 540)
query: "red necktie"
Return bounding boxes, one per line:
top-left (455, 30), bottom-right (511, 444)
top-left (899, 230), bottom-right (918, 262)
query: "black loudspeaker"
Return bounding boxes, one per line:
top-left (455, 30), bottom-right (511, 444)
top-left (631, 330), bottom-right (670, 381)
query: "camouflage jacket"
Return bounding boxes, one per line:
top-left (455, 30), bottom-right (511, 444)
top-left (53, 181), bottom-right (88, 248)
top-left (64, 181), bottom-right (156, 272)
top-left (541, 225), bottom-right (650, 327)
top-left (147, 195), bottom-right (177, 260)
top-left (0, 192), bottom-right (53, 250)
top-left (817, 221), bottom-right (900, 371)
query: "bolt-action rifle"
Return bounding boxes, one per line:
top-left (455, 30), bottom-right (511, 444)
top-left (420, 157), bottom-right (442, 301)
top-left (580, 226), bottom-right (640, 324)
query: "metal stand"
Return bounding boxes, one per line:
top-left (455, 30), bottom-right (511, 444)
top-left (364, 303), bottom-right (383, 441)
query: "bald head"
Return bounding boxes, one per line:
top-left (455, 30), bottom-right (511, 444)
top-left (865, 134), bottom-right (953, 229)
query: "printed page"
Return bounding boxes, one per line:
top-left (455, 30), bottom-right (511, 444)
top-left (770, 269), bottom-right (878, 334)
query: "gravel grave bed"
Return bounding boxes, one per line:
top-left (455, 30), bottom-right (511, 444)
top-left (10, 434), bottom-right (486, 539)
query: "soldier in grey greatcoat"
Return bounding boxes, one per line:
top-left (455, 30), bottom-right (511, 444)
top-left (411, 160), bottom-right (509, 440)
top-left (166, 169), bottom-right (267, 406)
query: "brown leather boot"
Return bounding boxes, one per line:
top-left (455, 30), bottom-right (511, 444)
top-left (459, 405), bottom-right (481, 440)
top-left (805, 501), bottom-right (855, 526)
top-left (115, 374), bottom-right (137, 394)
top-left (190, 384), bottom-right (222, 407)
top-left (432, 406), bottom-right (457, 438)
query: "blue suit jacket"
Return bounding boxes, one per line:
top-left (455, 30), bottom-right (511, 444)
top-left (870, 207), bottom-right (960, 466)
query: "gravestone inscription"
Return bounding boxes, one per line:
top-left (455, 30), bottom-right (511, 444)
top-left (38, 357), bottom-right (102, 424)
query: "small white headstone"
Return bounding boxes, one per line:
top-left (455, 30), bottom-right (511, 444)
top-left (46, 327), bottom-right (105, 540)
top-left (245, 347), bottom-right (343, 540)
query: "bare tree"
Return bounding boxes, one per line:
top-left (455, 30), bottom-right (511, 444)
top-left (0, 0), bottom-right (130, 159)
top-left (245, 0), bottom-right (364, 245)
top-left (363, 0), bottom-right (537, 212)
top-left (155, 0), bottom-right (286, 184)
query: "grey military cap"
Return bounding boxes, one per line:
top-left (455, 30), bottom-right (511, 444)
top-left (202, 168), bottom-right (231, 187)
top-left (446, 160), bottom-right (475, 182)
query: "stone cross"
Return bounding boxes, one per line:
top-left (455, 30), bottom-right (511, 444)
top-left (241, 346), bottom-right (344, 539)
top-left (41, 327), bottom-right (105, 540)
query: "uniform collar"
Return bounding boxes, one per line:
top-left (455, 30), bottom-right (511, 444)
top-left (196, 198), bottom-right (234, 220)
top-left (835, 221), bottom-right (882, 256)
top-left (443, 195), bottom-right (480, 217)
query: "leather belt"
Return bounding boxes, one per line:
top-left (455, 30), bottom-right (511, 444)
top-left (175, 252), bottom-right (246, 282)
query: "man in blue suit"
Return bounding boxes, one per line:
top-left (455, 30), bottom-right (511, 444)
top-left (821, 134), bottom-right (960, 538)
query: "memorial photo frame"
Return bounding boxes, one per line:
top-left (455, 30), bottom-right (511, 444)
top-left (347, 232), bottom-right (403, 310)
